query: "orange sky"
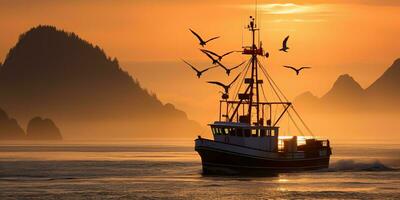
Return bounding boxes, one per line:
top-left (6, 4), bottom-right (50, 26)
top-left (0, 0), bottom-right (399, 125)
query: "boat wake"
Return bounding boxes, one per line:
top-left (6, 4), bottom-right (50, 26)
top-left (326, 159), bottom-right (396, 172)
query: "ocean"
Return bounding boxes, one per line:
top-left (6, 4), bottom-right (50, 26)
top-left (0, 140), bottom-right (399, 199)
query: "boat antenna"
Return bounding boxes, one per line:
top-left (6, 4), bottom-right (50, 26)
top-left (255, 0), bottom-right (258, 24)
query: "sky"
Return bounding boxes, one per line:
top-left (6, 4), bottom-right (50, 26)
top-left (0, 0), bottom-right (399, 125)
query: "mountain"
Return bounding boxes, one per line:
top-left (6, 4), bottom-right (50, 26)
top-left (320, 74), bottom-right (365, 110)
top-left (0, 25), bottom-right (200, 138)
top-left (0, 108), bottom-right (25, 140)
top-left (293, 58), bottom-right (400, 113)
top-left (366, 58), bottom-right (400, 102)
top-left (26, 117), bottom-right (62, 140)
top-left (291, 59), bottom-right (400, 140)
top-left (293, 91), bottom-right (319, 110)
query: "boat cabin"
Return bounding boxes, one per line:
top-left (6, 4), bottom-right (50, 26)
top-left (210, 121), bottom-right (279, 151)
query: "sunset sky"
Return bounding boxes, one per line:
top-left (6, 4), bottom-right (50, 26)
top-left (0, 0), bottom-right (399, 124)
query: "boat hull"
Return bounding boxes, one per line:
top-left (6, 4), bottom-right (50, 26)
top-left (195, 138), bottom-right (330, 175)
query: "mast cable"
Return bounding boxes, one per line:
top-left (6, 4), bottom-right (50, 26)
top-left (257, 59), bottom-right (304, 136)
top-left (258, 60), bottom-right (313, 137)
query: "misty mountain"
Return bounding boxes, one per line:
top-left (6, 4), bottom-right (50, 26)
top-left (26, 117), bottom-right (62, 140)
top-left (366, 58), bottom-right (400, 101)
top-left (0, 108), bottom-right (25, 140)
top-left (293, 91), bottom-right (319, 109)
top-left (294, 58), bottom-right (400, 113)
top-left (0, 25), bottom-right (200, 138)
top-left (320, 74), bottom-right (365, 110)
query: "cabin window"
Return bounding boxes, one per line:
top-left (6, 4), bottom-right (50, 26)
top-left (211, 128), bottom-right (216, 135)
top-left (271, 129), bottom-right (275, 136)
top-left (224, 128), bottom-right (229, 135)
top-left (251, 129), bottom-right (258, 137)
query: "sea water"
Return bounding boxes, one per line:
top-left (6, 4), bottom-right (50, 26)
top-left (0, 140), bottom-right (399, 199)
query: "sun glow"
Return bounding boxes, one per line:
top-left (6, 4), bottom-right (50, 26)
top-left (250, 3), bottom-right (330, 15)
top-left (260, 3), bottom-right (310, 14)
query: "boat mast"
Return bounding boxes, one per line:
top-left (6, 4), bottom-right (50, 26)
top-left (247, 16), bottom-right (261, 126)
top-left (228, 16), bottom-right (264, 126)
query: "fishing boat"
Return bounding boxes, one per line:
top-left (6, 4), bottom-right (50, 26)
top-left (193, 16), bottom-right (332, 175)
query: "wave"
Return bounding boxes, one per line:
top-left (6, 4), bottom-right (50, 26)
top-left (326, 159), bottom-right (396, 172)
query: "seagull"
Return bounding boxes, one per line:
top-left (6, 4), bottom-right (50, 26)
top-left (201, 49), bottom-right (219, 64)
top-left (201, 49), bottom-right (235, 61)
top-left (217, 61), bottom-right (247, 76)
top-left (279, 36), bottom-right (289, 52)
top-left (182, 59), bottom-right (217, 78)
top-left (189, 29), bottom-right (220, 47)
top-left (283, 65), bottom-right (311, 75)
top-left (207, 73), bottom-right (241, 94)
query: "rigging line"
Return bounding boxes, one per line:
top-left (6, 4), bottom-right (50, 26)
top-left (286, 108), bottom-right (305, 136)
top-left (227, 58), bottom-right (252, 114)
top-left (263, 70), bottom-right (314, 137)
top-left (289, 106), bottom-right (314, 137)
top-left (257, 59), bottom-right (284, 103)
top-left (257, 60), bottom-right (285, 122)
top-left (258, 61), bottom-right (284, 104)
top-left (287, 112), bottom-right (290, 135)
top-left (273, 103), bottom-right (279, 123)
top-left (230, 58), bottom-right (251, 103)
top-left (259, 82), bottom-right (268, 102)
top-left (259, 62), bottom-right (314, 137)
top-left (257, 60), bottom-right (303, 136)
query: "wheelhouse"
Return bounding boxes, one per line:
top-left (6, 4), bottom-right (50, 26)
top-left (210, 122), bottom-right (279, 151)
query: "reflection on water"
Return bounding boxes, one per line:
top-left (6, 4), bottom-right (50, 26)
top-left (0, 140), bottom-right (399, 199)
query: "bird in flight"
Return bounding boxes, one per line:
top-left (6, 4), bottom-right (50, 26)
top-left (201, 49), bottom-right (235, 61)
top-left (207, 73), bottom-right (241, 94)
top-left (189, 29), bottom-right (220, 47)
top-left (201, 49), bottom-right (219, 64)
top-left (279, 36), bottom-right (289, 52)
top-left (182, 59), bottom-right (217, 78)
top-left (283, 65), bottom-right (311, 75)
top-left (218, 60), bottom-right (247, 76)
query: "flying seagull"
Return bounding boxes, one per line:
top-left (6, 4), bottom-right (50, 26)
top-left (207, 73), bottom-right (241, 94)
top-left (218, 60), bottom-right (247, 76)
top-left (279, 36), bottom-right (289, 52)
top-left (189, 29), bottom-right (220, 47)
top-left (201, 49), bottom-right (235, 61)
top-left (283, 65), bottom-right (311, 75)
top-left (201, 49), bottom-right (219, 64)
top-left (182, 59), bottom-right (217, 78)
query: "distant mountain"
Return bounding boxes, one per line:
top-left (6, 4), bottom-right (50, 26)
top-left (320, 74), bottom-right (365, 110)
top-left (0, 25), bottom-right (200, 138)
top-left (366, 58), bottom-right (400, 101)
top-left (293, 91), bottom-right (319, 109)
top-left (26, 117), bottom-right (62, 140)
top-left (294, 58), bottom-right (400, 113)
top-left (0, 108), bottom-right (25, 140)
